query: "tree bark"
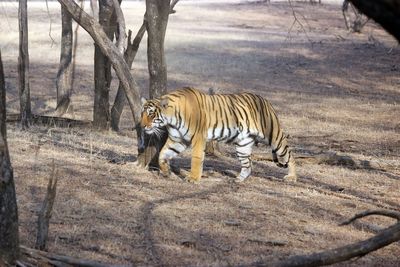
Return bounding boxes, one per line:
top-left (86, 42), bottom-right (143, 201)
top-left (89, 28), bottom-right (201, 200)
top-left (55, 7), bottom-right (74, 117)
top-left (18, 0), bottom-right (31, 128)
top-left (111, 26), bottom-right (146, 131)
top-left (93, 0), bottom-right (116, 130)
top-left (146, 0), bottom-right (171, 99)
top-left (0, 50), bottom-right (20, 265)
top-left (135, 0), bottom-right (172, 168)
top-left (349, 0), bottom-right (400, 41)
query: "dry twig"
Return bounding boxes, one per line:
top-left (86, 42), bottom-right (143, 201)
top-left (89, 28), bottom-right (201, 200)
top-left (287, 0), bottom-right (312, 43)
top-left (35, 161), bottom-right (58, 250)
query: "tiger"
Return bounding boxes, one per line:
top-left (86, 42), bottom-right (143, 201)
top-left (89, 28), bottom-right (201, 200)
top-left (140, 87), bottom-right (297, 183)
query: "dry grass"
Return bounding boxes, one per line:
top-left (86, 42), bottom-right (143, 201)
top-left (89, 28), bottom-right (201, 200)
top-left (1, 0), bottom-right (400, 266)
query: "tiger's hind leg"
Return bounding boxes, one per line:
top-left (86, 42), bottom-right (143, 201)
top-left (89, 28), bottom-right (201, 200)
top-left (284, 154), bottom-right (297, 182)
top-left (159, 137), bottom-right (187, 177)
top-left (234, 138), bottom-right (254, 182)
top-left (272, 146), bottom-right (297, 182)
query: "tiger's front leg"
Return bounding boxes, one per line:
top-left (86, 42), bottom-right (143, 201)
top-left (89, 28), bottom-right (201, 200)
top-left (235, 138), bottom-right (254, 182)
top-left (187, 137), bottom-right (206, 183)
top-left (159, 137), bottom-right (187, 177)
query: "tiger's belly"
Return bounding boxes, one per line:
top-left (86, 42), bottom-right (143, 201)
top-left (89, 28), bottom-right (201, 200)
top-left (206, 127), bottom-right (245, 143)
top-left (206, 125), bottom-right (262, 144)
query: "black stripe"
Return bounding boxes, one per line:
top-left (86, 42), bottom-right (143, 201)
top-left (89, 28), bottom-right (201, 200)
top-left (226, 131), bottom-right (239, 143)
top-left (220, 120), bottom-right (225, 139)
top-left (267, 109), bottom-right (274, 145)
top-left (272, 131), bottom-right (284, 152)
top-left (237, 140), bottom-right (254, 148)
top-left (183, 126), bottom-right (190, 137)
top-left (169, 146), bottom-right (180, 154)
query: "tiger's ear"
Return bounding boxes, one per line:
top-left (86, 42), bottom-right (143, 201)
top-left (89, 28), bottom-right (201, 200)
top-left (140, 97), bottom-right (147, 106)
top-left (160, 98), bottom-right (169, 109)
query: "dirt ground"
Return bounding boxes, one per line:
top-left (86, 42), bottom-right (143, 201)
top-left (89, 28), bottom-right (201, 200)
top-left (1, 0), bottom-right (400, 266)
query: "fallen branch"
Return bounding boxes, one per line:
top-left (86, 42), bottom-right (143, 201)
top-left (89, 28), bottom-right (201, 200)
top-left (340, 210), bottom-right (400, 225)
top-left (251, 210), bottom-right (400, 267)
top-left (247, 238), bottom-right (287, 247)
top-left (20, 246), bottom-right (130, 267)
top-left (6, 113), bottom-right (91, 128)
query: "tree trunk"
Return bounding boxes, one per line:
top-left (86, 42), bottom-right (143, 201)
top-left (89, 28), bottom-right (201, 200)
top-left (349, 0), bottom-right (400, 41)
top-left (0, 50), bottom-right (20, 265)
top-left (146, 0), bottom-right (171, 99)
top-left (136, 0), bottom-right (171, 168)
top-left (55, 7), bottom-right (74, 117)
top-left (93, 0), bottom-right (116, 130)
top-left (111, 25), bottom-right (146, 131)
top-left (18, 0), bottom-right (31, 128)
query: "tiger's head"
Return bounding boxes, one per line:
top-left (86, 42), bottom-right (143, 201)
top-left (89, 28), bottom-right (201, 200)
top-left (140, 97), bottom-right (169, 137)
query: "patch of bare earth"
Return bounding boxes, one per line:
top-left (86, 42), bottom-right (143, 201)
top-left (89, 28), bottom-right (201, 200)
top-left (1, 0), bottom-right (400, 266)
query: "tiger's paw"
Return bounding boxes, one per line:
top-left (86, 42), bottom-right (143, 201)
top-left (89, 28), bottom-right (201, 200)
top-left (283, 174), bottom-right (297, 183)
top-left (184, 175), bottom-right (201, 184)
top-left (233, 175), bottom-right (247, 183)
top-left (159, 167), bottom-right (171, 177)
top-left (159, 161), bottom-right (171, 177)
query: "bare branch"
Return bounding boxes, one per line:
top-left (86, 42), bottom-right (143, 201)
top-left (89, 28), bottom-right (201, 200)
top-left (340, 210), bottom-right (400, 226)
top-left (45, 0), bottom-right (56, 46)
top-left (113, 0), bottom-right (126, 54)
top-left (287, 0), bottom-right (312, 43)
top-left (90, 0), bottom-right (99, 21)
top-left (170, 0), bottom-right (180, 13)
top-left (342, 0), bottom-right (351, 30)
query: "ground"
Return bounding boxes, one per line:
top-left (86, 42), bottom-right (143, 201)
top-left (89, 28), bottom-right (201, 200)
top-left (1, 0), bottom-right (400, 266)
